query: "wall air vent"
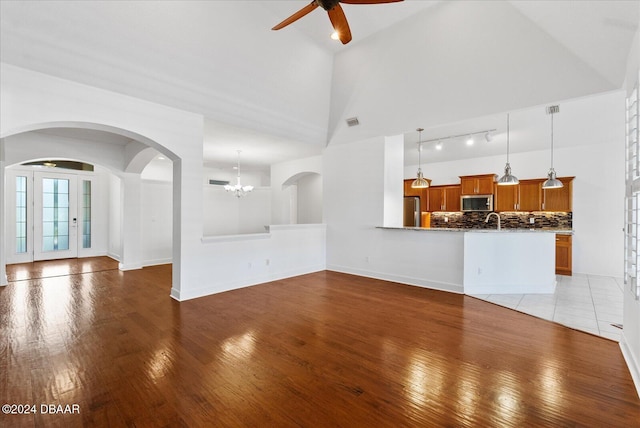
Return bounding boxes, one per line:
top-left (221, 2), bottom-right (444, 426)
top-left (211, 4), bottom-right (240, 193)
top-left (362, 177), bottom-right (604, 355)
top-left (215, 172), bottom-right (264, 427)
top-left (209, 179), bottom-right (230, 186)
top-left (546, 105), bottom-right (560, 114)
top-left (346, 117), bottom-right (360, 127)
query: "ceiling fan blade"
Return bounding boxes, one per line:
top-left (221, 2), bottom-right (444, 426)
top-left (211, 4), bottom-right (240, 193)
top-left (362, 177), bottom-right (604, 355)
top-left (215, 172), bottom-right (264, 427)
top-left (340, 0), bottom-right (404, 4)
top-left (328, 4), bottom-right (352, 44)
top-left (272, 2), bottom-right (319, 31)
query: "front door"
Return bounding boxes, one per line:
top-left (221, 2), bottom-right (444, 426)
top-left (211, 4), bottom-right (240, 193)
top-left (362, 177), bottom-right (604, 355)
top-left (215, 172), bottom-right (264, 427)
top-left (33, 171), bottom-right (78, 261)
top-left (5, 168), bottom-right (95, 264)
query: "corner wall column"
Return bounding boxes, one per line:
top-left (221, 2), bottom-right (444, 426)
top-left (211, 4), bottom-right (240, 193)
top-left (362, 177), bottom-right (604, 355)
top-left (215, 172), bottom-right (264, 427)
top-left (383, 134), bottom-right (404, 228)
top-left (119, 172), bottom-right (143, 270)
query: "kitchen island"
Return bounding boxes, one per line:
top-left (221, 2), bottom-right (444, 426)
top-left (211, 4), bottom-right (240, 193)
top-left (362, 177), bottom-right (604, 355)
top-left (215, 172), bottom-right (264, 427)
top-left (377, 227), bottom-right (567, 294)
top-left (463, 230), bottom-right (556, 294)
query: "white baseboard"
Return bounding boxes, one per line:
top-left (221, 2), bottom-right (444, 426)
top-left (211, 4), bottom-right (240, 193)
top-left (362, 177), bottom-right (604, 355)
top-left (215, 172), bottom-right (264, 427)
top-left (326, 264), bottom-right (464, 294)
top-left (620, 334), bottom-right (640, 399)
top-left (118, 262), bottom-right (143, 271)
top-left (142, 258), bottom-right (172, 267)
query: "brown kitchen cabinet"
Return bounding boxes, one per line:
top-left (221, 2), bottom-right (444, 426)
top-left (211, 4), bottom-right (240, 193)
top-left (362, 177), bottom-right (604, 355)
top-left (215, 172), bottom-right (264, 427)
top-left (519, 179), bottom-right (543, 211)
top-left (444, 186), bottom-right (461, 212)
top-left (428, 186), bottom-right (443, 212)
top-left (494, 179), bottom-right (543, 211)
top-left (428, 185), bottom-right (461, 211)
top-left (556, 234), bottom-right (572, 275)
top-left (542, 177), bottom-right (574, 212)
top-left (404, 179), bottom-right (431, 213)
top-left (494, 184), bottom-right (518, 212)
top-left (495, 177), bottom-right (573, 212)
top-left (460, 174), bottom-right (497, 195)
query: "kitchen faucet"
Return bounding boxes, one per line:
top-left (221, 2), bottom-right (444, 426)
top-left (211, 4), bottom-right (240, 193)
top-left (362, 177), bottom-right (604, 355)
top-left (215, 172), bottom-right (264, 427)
top-left (485, 212), bottom-right (501, 230)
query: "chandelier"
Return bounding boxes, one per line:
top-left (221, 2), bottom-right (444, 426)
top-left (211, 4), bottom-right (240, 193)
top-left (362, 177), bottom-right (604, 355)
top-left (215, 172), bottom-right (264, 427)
top-left (224, 150), bottom-right (254, 197)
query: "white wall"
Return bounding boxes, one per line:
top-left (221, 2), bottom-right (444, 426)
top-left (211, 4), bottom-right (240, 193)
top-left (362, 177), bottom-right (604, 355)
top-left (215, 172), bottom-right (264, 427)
top-left (297, 173), bottom-right (322, 224)
top-left (203, 165), bottom-right (269, 187)
top-left (325, 137), bottom-right (465, 293)
top-left (203, 186), bottom-right (272, 236)
top-left (141, 180), bottom-right (172, 266)
top-left (405, 91), bottom-right (626, 278)
top-left (108, 173), bottom-right (122, 260)
top-left (184, 224), bottom-right (326, 301)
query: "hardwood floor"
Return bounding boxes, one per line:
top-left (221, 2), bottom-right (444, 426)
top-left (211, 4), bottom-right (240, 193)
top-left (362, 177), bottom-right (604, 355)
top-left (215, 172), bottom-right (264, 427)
top-left (1, 258), bottom-right (639, 426)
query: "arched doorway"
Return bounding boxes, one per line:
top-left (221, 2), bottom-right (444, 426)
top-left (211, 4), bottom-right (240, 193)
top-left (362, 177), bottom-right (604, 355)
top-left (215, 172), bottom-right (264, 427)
top-left (1, 122), bottom-right (179, 286)
top-left (282, 171), bottom-right (323, 224)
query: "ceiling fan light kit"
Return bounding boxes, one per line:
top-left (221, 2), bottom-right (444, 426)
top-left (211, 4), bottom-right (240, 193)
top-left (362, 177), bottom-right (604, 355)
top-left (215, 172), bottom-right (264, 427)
top-left (272, 0), bottom-right (404, 45)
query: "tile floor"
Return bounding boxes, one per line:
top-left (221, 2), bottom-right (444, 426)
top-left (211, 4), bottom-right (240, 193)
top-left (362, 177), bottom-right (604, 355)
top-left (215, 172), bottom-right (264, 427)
top-left (471, 273), bottom-right (625, 342)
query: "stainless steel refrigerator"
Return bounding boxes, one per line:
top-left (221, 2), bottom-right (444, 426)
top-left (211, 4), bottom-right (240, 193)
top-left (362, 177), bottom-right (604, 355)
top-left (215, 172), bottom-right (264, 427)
top-left (403, 197), bottom-right (420, 227)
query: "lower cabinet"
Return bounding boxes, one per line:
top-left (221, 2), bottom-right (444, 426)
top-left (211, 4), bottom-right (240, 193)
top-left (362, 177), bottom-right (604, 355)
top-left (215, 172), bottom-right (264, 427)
top-left (555, 234), bottom-right (572, 276)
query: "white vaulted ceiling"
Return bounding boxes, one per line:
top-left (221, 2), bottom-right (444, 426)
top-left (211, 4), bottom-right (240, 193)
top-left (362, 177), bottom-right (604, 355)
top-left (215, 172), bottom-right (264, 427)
top-left (1, 1), bottom-right (638, 171)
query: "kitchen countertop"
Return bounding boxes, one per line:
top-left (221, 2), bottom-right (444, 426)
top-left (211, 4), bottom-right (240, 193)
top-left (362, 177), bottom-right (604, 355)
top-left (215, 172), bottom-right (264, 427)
top-left (377, 226), bottom-right (573, 234)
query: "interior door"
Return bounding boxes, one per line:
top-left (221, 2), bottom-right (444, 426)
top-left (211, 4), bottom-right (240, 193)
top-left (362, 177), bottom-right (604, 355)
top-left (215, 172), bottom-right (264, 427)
top-left (33, 171), bottom-right (78, 261)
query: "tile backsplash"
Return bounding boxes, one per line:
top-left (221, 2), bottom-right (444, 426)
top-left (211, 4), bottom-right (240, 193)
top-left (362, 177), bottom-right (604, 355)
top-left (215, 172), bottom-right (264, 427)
top-left (430, 211), bottom-right (572, 230)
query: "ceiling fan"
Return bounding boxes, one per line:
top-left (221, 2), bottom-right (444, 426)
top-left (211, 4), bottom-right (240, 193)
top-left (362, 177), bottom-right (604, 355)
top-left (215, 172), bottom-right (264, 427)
top-left (272, 0), bottom-right (404, 45)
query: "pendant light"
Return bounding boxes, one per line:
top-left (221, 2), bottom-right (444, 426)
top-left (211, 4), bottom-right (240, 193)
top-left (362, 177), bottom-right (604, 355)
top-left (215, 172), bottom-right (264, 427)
top-left (542, 105), bottom-right (563, 189)
top-left (411, 127), bottom-right (429, 188)
top-left (224, 150), bottom-right (254, 197)
top-left (497, 113), bottom-right (519, 185)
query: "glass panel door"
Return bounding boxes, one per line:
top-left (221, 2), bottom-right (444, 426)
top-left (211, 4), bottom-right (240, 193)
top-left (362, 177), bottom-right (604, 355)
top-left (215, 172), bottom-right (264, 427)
top-left (34, 172), bottom-right (78, 261)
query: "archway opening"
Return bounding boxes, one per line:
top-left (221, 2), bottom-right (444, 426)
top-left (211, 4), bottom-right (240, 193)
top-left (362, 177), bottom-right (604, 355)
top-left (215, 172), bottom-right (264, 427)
top-left (282, 171), bottom-right (322, 224)
top-left (1, 122), bottom-right (179, 287)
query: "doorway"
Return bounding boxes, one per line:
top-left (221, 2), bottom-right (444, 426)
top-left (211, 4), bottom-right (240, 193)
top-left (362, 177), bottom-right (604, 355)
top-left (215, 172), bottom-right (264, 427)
top-left (6, 167), bottom-right (96, 264)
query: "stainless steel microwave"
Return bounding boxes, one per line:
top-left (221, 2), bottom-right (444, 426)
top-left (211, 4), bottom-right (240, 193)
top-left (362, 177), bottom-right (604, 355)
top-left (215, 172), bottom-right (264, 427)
top-left (461, 194), bottom-right (493, 212)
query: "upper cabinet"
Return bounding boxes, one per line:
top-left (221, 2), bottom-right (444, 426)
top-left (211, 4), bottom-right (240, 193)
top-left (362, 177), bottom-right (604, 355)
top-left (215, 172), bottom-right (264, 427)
top-left (404, 178), bottom-right (431, 213)
top-left (495, 179), bottom-right (542, 211)
top-left (519, 179), bottom-right (543, 211)
top-left (494, 184), bottom-right (518, 212)
top-left (460, 174), bottom-right (497, 195)
top-left (405, 175), bottom-right (572, 213)
top-left (542, 177), bottom-right (574, 212)
top-left (495, 177), bottom-right (573, 212)
top-left (428, 185), bottom-right (461, 212)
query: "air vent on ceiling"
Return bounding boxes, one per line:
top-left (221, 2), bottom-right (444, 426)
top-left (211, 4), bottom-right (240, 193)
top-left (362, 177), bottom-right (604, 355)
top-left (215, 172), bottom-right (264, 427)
top-left (546, 105), bottom-right (560, 114)
top-left (209, 179), bottom-right (230, 186)
top-left (346, 117), bottom-right (360, 127)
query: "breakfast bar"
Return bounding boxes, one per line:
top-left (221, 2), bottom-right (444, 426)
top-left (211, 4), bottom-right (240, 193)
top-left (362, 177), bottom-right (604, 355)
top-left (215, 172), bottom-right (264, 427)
top-left (463, 230), bottom-right (556, 294)
top-left (377, 227), bottom-right (566, 294)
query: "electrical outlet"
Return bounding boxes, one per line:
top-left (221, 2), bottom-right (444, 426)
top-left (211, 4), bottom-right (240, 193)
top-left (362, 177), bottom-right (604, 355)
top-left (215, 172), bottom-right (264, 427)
top-left (444, 217), bottom-right (449, 223)
top-left (529, 218), bottom-right (535, 224)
